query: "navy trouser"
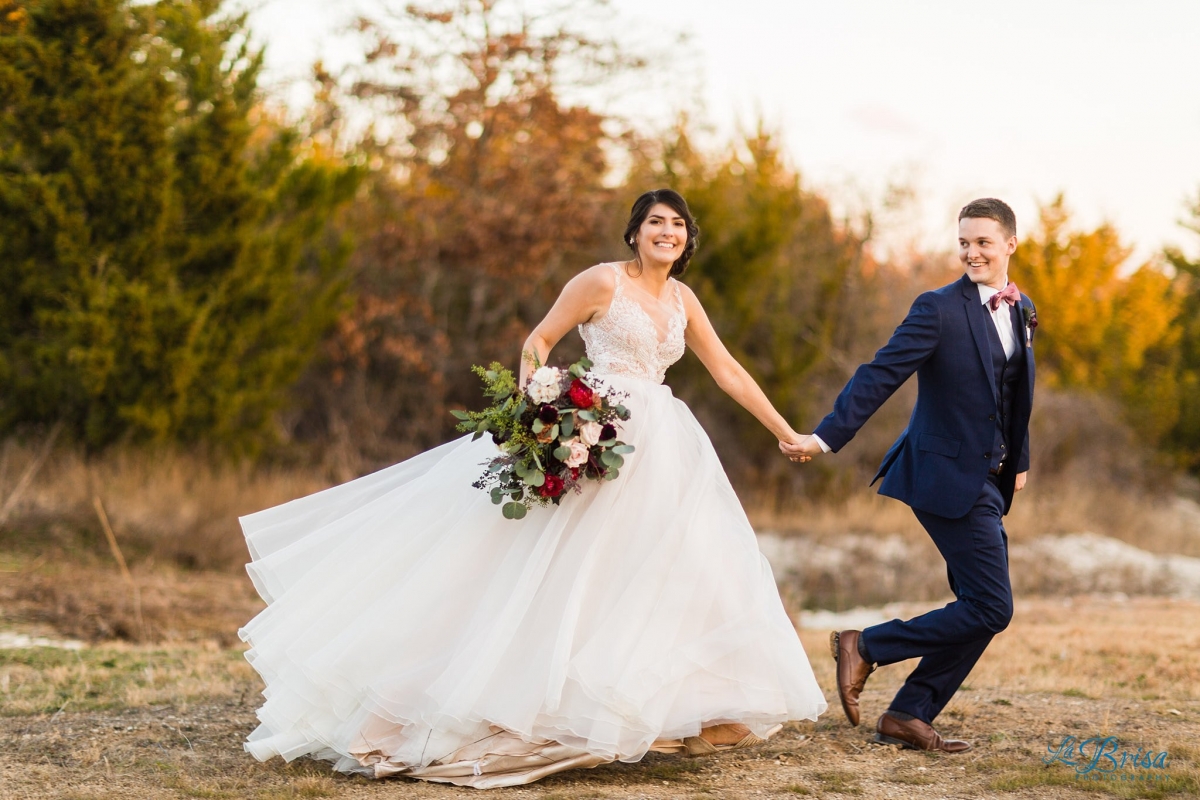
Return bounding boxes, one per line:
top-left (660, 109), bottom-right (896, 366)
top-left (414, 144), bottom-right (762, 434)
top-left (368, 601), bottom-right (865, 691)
top-left (859, 475), bottom-right (1013, 724)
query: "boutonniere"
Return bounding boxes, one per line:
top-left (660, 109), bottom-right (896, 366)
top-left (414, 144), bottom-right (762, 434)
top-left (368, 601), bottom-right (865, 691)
top-left (1022, 306), bottom-right (1038, 346)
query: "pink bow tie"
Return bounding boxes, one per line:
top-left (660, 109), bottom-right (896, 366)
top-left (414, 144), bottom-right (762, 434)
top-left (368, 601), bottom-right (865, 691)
top-left (988, 281), bottom-right (1021, 311)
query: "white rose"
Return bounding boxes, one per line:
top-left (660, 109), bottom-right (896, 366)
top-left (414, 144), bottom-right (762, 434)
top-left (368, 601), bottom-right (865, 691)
top-left (563, 438), bottom-right (590, 468)
top-left (528, 381), bottom-right (559, 404)
top-left (531, 366), bottom-right (561, 387)
top-left (578, 420), bottom-right (604, 446)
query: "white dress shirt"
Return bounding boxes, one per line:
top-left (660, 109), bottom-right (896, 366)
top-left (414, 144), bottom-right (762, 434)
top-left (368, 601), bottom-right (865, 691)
top-left (809, 281), bottom-right (1018, 454)
top-left (976, 282), bottom-right (1018, 360)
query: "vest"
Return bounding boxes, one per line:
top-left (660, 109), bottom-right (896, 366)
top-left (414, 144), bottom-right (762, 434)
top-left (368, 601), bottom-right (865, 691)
top-left (984, 304), bottom-right (1024, 471)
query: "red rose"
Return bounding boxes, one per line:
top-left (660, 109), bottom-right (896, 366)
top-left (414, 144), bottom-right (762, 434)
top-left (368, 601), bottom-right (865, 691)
top-left (567, 379), bottom-right (594, 409)
top-left (537, 474), bottom-right (565, 498)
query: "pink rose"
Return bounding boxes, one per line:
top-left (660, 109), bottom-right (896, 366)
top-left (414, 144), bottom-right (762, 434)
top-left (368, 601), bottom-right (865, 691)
top-left (562, 438), bottom-right (590, 468)
top-left (578, 420), bottom-right (604, 446)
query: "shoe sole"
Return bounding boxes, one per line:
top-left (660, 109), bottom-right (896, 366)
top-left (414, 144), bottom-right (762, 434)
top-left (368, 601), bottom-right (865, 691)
top-left (873, 732), bottom-right (971, 753)
top-left (873, 732), bottom-right (919, 750)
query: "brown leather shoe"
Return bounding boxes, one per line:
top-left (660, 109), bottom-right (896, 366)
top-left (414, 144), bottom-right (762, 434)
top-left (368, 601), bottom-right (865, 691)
top-left (874, 712), bottom-right (971, 753)
top-left (830, 630), bottom-right (875, 727)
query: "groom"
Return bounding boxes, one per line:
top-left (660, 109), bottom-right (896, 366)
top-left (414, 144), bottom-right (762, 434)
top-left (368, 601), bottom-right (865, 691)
top-left (782, 198), bottom-right (1036, 752)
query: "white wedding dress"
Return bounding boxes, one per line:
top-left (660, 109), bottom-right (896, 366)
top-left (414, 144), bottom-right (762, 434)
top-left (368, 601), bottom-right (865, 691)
top-left (238, 263), bottom-right (827, 788)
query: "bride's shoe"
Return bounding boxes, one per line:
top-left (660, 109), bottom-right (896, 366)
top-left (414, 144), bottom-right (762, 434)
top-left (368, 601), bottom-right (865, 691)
top-left (681, 723), bottom-right (782, 756)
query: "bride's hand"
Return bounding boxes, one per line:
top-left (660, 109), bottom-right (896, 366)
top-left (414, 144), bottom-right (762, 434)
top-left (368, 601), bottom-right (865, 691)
top-left (778, 431), bottom-right (814, 463)
top-left (779, 433), bottom-right (821, 463)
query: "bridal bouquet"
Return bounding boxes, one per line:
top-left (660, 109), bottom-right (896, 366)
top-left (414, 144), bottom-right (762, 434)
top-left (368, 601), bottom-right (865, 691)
top-left (452, 357), bottom-right (634, 520)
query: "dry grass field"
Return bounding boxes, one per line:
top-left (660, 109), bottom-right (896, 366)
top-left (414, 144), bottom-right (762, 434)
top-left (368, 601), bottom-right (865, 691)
top-left (2, 440), bottom-right (1200, 798)
top-left (2, 549), bottom-right (1198, 800)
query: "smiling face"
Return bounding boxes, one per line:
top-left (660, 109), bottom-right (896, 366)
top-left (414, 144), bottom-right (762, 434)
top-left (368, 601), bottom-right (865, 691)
top-left (633, 203), bottom-right (689, 269)
top-left (959, 216), bottom-right (1017, 290)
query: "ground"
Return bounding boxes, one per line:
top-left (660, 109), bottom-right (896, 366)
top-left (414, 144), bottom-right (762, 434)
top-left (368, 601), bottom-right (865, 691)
top-left (2, 561), bottom-right (1198, 799)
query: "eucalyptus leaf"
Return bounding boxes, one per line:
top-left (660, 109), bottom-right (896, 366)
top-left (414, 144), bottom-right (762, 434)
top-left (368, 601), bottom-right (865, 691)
top-left (612, 444), bottom-right (635, 455)
top-left (485, 370), bottom-right (498, 382)
top-left (490, 489), bottom-right (504, 505)
top-left (449, 409), bottom-right (471, 420)
top-left (604, 469), bottom-right (619, 481)
top-left (503, 501), bottom-right (526, 519)
top-left (531, 418), bottom-right (545, 434)
top-left (472, 430), bottom-right (484, 441)
top-left (569, 363), bottom-right (586, 378)
top-left (600, 450), bottom-right (616, 467)
top-left (547, 424), bottom-right (559, 441)
top-left (529, 470), bottom-right (546, 487)
top-left (560, 415), bottom-right (574, 437)
top-left (577, 410), bottom-right (597, 422)
top-left (511, 400), bottom-right (527, 418)
top-left (608, 453), bottom-right (624, 469)
top-left (553, 446), bottom-right (571, 461)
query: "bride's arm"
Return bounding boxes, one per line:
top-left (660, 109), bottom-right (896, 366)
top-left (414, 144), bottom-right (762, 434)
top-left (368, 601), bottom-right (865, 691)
top-left (679, 283), bottom-right (801, 444)
top-left (519, 266), bottom-right (614, 385)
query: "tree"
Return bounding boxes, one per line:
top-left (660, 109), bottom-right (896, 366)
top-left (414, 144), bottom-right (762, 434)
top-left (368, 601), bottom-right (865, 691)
top-left (289, 0), bottom-right (642, 466)
top-left (0, 0), bottom-right (360, 451)
top-left (631, 122), bottom-right (879, 496)
top-left (1013, 196), bottom-right (1181, 444)
top-left (1164, 193), bottom-right (1200, 470)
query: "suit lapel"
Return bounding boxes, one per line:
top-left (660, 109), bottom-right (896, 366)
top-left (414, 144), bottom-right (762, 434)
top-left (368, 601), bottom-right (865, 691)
top-left (961, 277), bottom-right (1000, 406)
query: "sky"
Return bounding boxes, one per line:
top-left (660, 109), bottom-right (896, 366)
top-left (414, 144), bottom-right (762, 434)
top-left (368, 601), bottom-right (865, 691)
top-left (241, 0), bottom-right (1200, 266)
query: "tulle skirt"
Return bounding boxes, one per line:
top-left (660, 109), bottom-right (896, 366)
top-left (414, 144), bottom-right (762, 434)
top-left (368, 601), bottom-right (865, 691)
top-left (238, 373), bottom-right (826, 788)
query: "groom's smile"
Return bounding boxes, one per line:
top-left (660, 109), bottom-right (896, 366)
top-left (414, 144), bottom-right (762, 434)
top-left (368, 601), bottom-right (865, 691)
top-left (959, 216), bottom-right (1017, 290)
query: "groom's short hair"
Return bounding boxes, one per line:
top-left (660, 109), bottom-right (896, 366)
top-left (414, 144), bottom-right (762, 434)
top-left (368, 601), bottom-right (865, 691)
top-left (959, 198), bottom-right (1016, 239)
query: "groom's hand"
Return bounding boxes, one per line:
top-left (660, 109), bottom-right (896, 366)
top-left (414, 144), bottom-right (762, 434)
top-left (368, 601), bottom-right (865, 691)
top-left (1015, 471), bottom-right (1028, 491)
top-left (780, 434), bottom-right (823, 463)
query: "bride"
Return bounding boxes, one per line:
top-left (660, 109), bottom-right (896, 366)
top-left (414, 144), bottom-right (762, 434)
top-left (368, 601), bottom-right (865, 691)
top-left (238, 188), bottom-right (827, 788)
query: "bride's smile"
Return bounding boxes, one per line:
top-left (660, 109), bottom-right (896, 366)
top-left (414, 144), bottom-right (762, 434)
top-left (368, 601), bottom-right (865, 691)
top-left (633, 206), bottom-right (688, 270)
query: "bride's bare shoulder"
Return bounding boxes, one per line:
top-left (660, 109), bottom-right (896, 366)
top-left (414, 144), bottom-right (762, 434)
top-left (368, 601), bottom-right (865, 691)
top-left (563, 263), bottom-right (618, 297)
top-left (674, 280), bottom-right (704, 313)
top-left (575, 262), bottom-right (619, 286)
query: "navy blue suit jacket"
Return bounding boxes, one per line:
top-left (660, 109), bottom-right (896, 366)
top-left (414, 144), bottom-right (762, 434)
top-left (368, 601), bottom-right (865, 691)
top-left (814, 274), bottom-right (1036, 519)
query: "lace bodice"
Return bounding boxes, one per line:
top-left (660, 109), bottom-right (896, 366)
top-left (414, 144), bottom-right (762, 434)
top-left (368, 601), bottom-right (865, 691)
top-left (578, 263), bottom-right (687, 384)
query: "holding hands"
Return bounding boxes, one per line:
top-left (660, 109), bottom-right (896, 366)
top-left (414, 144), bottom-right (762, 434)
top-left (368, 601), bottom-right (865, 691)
top-left (779, 431), bottom-right (823, 463)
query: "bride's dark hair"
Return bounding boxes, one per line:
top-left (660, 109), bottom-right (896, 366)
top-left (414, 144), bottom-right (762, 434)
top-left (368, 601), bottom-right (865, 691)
top-left (623, 189), bottom-right (700, 277)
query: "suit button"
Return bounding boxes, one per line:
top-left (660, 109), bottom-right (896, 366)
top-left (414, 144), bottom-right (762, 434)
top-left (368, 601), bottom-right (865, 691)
top-left (984, 453), bottom-right (992, 459)
top-left (1001, 444), bottom-right (1006, 450)
top-left (988, 414), bottom-right (996, 421)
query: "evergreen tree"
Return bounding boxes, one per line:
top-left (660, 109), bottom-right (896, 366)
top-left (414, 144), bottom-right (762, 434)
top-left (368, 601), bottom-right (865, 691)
top-left (1165, 194), bottom-right (1200, 470)
top-left (0, 0), bottom-right (360, 451)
